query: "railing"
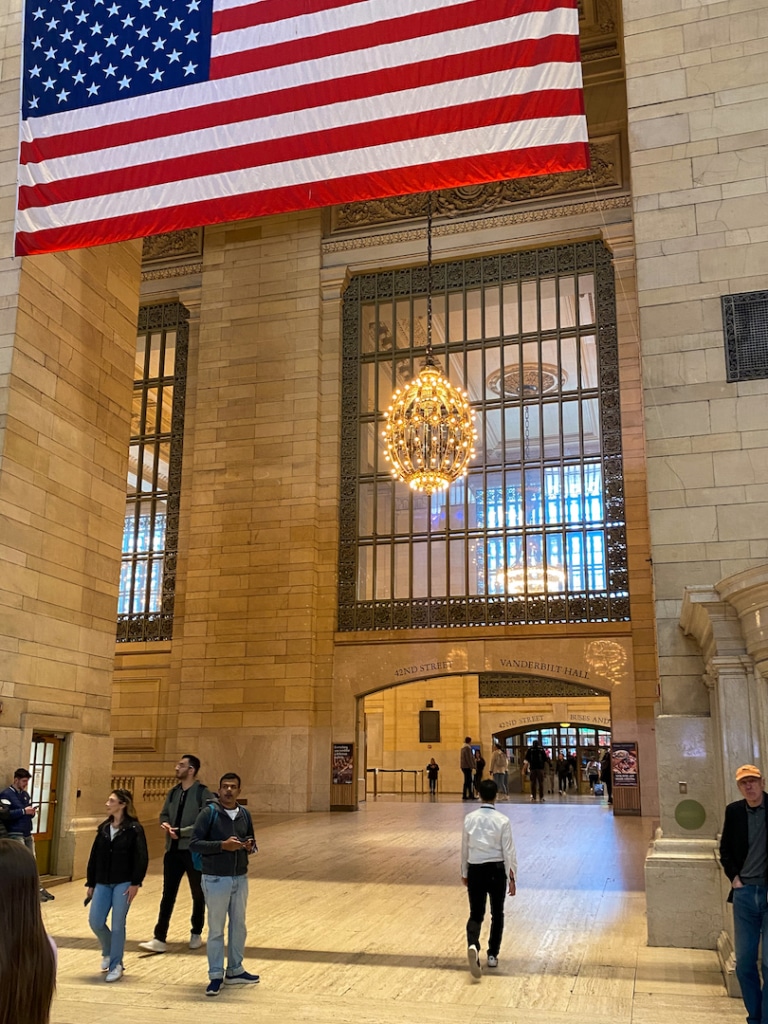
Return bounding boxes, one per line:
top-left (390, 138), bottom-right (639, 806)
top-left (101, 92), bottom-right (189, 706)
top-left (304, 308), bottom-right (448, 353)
top-left (366, 768), bottom-right (424, 797)
top-left (110, 775), bottom-right (176, 801)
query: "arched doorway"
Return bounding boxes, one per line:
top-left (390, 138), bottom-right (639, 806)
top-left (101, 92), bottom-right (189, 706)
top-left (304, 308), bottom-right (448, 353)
top-left (496, 722), bottom-right (611, 795)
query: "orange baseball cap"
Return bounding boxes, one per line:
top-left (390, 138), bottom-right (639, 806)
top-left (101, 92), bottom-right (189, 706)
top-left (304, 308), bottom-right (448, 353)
top-left (735, 764), bottom-right (762, 782)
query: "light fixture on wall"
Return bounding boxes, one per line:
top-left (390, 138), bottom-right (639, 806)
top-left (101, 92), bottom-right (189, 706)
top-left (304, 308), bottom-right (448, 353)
top-left (382, 193), bottom-right (477, 494)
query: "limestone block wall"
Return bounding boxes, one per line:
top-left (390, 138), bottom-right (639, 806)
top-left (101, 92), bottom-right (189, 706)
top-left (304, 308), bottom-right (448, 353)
top-left (157, 213), bottom-right (339, 812)
top-left (624, 0), bottom-right (768, 945)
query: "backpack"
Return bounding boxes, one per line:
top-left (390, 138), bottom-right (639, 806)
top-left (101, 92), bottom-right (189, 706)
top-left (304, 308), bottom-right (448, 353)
top-left (190, 804), bottom-right (253, 872)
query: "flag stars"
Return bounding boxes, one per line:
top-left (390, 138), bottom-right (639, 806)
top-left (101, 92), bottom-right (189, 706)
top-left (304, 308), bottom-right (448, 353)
top-left (29, 65), bottom-right (42, 78)
top-left (150, 68), bottom-right (164, 82)
top-left (105, 33), bottom-right (118, 46)
top-left (31, 36), bottom-right (43, 49)
top-left (45, 17), bottom-right (59, 30)
top-left (169, 17), bottom-right (183, 31)
top-left (44, 46), bottom-right (57, 60)
top-left (121, 13), bottom-right (135, 27)
top-left (182, 60), bottom-right (197, 76)
top-left (121, 43), bottom-right (133, 57)
top-left (107, 2), bottom-right (121, 14)
top-left (87, 82), bottom-right (100, 96)
top-left (138, 0), bottom-right (151, 7)
top-left (90, 21), bottom-right (103, 35)
top-left (73, 40), bottom-right (86, 53)
top-left (42, 76), bottom-right (55, 90)
top-left (63, 0), bottom-right (75, 9)
top-left (60, 28), bottom-right (73, 41)
top-left (187, 0), bottom-right (200, 10)
top-left (29, 96), bottom-right (40, 110)
top-left (152, 36), bottom-right (167, 51)
top-left (167, 48), bottom-right (181, 63)
top-left (137, 24), bottom-right (150, 38)
top-left (154, 6), bottom-right (168, 19)
top-left (58, 58), bottom-right (71, 71)
top-left (185, 28), bottom-right (198, 43)
top-left (75, 10), bottom-right (89, 24)
top-left (56, 87), bottom-right (70, 103)
top-left (135, 55), bottom-right (149, 69)
top-left (89, 51), bottom-right (102, 65)
top-left (118, 75), bottom-right (131, 89)
top-left (103, 63), bottom-right (118, 77)
top-left (73, 69), bottom-right (86, 84)
top-left (32, 6), bottom-right (45, 19)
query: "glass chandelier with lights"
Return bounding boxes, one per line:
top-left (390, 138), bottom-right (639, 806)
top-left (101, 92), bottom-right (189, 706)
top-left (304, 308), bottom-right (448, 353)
top-left (382, 194), bottom-right (477, 494)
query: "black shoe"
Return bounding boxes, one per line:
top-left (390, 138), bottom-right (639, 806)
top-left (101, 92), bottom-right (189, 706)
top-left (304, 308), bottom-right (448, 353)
top-left (39, 888), bottom-right (55, 902)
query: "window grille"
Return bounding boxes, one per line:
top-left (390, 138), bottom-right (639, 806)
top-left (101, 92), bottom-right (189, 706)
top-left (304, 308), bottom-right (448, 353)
top-left (338, 241), bottom-right (629, 629)
top-left (117, 302), bottom-right (188, 642)
top-left (722, 290), bottom-right (768, 382)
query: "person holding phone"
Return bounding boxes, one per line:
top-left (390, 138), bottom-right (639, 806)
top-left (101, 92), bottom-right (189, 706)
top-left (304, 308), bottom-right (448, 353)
top-left (189, 773), bottom-right (259, 997)
top-left (85, 789), bottom-right (148, 982)
top-left (1, 767), bottom-right (55, 901)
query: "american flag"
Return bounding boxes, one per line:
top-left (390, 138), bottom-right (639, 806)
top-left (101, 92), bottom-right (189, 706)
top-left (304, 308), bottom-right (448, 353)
top-left (16, 0), bottom-right (589, 256)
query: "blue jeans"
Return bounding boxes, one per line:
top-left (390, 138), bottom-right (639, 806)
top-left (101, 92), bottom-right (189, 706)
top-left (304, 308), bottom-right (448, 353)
top-left (732, 884), bottom-right (768, 1024)
top-left (89, 882), bottom-right (132, 971)
top-left (202, 874), bottom-right (248, 980)
top-left (492, 772), bottom-right (507, 795)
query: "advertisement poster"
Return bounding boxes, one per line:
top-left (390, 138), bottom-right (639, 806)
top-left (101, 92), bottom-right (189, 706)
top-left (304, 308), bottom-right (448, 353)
top-left (332, 743), bottom-right (354, 785)
top-left (611, 742), bottom-right (639, 787)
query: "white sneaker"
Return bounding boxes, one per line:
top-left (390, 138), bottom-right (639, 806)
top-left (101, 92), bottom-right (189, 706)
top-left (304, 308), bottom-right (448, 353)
top-left (467, 944), bottom-right (482, 979)
top-left (487, 955), bottom-right (499, 968)
top-left (138, 938), bottom-right (167, 954)
top-left (100, 957), bottom-right (110, 972)
top-left (105, 965), bottom-right (124, 983)
top-left (189, 933), bottom-right (204, 950)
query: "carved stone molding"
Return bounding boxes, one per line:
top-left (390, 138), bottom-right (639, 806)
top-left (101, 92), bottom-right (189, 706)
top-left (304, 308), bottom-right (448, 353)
top-left (142, 262), bottom-right (203, 281)
top-left (142, 228), bottom-right (203, 264)
top-left (323, 195), bottom-right (631, 255)
top-left (330, 137), bottom-right (623, 234)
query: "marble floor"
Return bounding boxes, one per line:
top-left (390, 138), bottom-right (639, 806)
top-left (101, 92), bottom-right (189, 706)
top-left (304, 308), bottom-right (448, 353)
top-left (43, 793), bottom-right (744, 1024)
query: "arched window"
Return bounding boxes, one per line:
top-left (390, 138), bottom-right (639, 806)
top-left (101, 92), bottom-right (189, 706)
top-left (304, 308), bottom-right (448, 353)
top-left (339, 241), bottom-right (628, 629)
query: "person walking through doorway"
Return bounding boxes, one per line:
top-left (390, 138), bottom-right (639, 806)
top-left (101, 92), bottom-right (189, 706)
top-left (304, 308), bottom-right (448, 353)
top-left (524, 740), bottom-right (548, 802)
top-left (460, 738), bottom-right (475, 800)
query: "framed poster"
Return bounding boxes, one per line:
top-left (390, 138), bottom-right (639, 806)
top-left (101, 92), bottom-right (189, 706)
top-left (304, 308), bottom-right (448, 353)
top-left (611, 742), bottom-right (639, 786)
top-left (332, 743), bottom-right (354, 785)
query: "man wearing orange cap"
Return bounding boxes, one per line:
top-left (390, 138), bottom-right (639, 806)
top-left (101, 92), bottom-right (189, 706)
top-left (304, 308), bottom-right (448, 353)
top-left (719, 765), bottom-right (768, 1024)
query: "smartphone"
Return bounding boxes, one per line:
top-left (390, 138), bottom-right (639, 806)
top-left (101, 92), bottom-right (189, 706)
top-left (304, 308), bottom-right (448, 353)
top-left (84, 894), bottom-right (92, 907)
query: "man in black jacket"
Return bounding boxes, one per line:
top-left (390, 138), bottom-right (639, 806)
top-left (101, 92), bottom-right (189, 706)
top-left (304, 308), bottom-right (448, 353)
top-left (139, 754), bottom-right (214, 954)
top-left (190, 772), bottom-right (259, 997)
top-left (719, 764), bottom-right (768, 1024)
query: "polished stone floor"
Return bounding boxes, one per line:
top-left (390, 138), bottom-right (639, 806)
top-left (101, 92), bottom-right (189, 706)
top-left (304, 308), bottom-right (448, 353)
top-left (43, 793), bottom-right (744, 1024)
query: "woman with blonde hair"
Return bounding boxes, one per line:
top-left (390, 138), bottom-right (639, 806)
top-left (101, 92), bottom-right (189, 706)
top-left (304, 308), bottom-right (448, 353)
top-left (86, 788), bottom-right (149, 983)
top-left (0, 838), bottom-right (56, 1024)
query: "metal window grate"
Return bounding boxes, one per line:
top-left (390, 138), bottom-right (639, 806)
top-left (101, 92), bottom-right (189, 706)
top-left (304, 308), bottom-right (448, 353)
top-left (117, 301), bottom-right (188, 642)
top-left (338, 240), bottom-right (629, 630)
top-left (722, 290), bottom-right (768, 382)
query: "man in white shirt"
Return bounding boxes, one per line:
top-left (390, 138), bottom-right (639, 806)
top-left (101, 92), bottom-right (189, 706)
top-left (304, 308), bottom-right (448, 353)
top-left (461, 777), bottom-right (517, 978)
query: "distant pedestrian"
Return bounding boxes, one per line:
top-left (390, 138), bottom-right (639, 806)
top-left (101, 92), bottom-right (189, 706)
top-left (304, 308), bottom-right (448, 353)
top-left (524, 741), bottom-right (549, 803)
top-left (473, 752), bottom-right (486, 794)
top-left (600, 750), bottom-right (613, 804)
top-left (489, 745), bottom-right (508, 797)
top-left (461, 779), bottom-right (517, 978)
top-left (460, 738), bottom-right (475, 801)
top-left (587, 759), bottom-right (601, 792)
top-left (556, 754), bottom-right (570, 795)
top-left (426, 759), bottom-right (440, 796)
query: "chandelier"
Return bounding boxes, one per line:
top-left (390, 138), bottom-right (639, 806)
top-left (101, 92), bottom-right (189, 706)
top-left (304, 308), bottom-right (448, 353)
top-left (382, 194), bottom-right (477, 494)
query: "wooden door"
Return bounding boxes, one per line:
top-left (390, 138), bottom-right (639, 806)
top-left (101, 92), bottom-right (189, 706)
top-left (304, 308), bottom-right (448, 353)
top-left (29, 735), bottom-right (62, 875)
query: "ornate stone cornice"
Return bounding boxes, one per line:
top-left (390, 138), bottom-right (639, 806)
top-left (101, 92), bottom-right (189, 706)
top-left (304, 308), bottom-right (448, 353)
top-left (141, 262), bottom-right (203, 281)
top-left (322, 195), bottom-right (631, 255)
top-left (329, 136), bottom-right (623, 233)
top-left (142, 227), bottom-right (203, 263)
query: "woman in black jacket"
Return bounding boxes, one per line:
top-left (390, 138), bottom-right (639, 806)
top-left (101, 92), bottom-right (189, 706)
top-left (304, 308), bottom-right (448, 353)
top-left (86, 789), bottom-right (148, 983)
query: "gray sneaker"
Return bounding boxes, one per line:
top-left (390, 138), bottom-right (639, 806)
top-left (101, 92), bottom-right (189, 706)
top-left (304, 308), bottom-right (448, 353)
top-left (487, 955), bottom-right (499, 968)
top-left (138, 938), bottom-right (167, 954)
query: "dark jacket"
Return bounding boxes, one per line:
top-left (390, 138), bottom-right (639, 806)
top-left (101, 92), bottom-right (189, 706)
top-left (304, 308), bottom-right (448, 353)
top-left (525, 745), bottom-right (549, 771)
top-left (719, 795), bottom-right (768, 903)
top-left (0, 785), bottom-right (33, 837)
top-left (189, 799), bottom-right (255, 877)
top-left (0, 797), bottom-right (10, 838)
top-left (86, 817), bottom-right (149, 887)
top-left (159, 780), bottom-right (215, 852)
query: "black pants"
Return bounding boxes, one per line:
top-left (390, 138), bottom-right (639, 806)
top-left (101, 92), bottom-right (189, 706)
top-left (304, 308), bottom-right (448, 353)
top-left (466, 861), bottom-right (507, 957)
top-left (462, 768), bottom-right (474, 799)
top-left (154, 846), bottom-right (205, 941)
top-left (530, 768), bottom-right (545, 800)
